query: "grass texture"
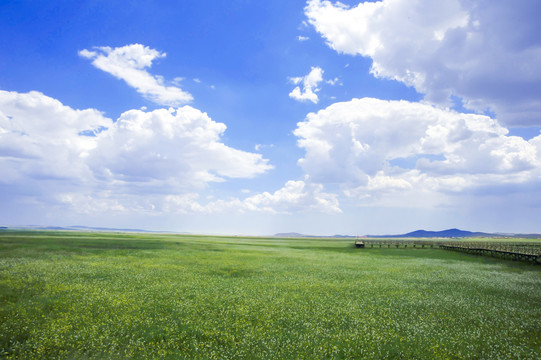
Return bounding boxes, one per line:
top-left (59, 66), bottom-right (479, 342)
top-left (0, 231), bottom-right (540, 359)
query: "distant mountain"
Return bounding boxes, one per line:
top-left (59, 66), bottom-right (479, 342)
top-left (369, 228), bottom-right (487, 238)
top-left (68, 225), bottom-right (155, 232)
top-left (274, 229), bottom-right (495, 239)
top-left (402, 228), bottom-right (490, 238)
top-left (369, 228), bottom-right (541, 238)
top-left (276, 229), bottom-right (502, 239)
top-left (274, 232), bottom-right (311, 238)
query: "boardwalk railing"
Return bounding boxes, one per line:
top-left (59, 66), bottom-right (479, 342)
top-left (354, 239), bottom-right (541, 264)
top-left (438, 242), bottom-right (541, 264)
top-left (355, 239), bottom-right (438, 248)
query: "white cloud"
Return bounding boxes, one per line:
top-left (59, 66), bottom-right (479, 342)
top-left (56, 192), bottom-right (128, 214)
top-left (71, 179), bottom-right (341, 216)
top-left (172, 77), bottom-right (185, 85)
top-left (294, 98), bottom-right (541, 205)
top-left (241, 179), bottom-right (341, 214)
top-left (326, 77), bottom-right (341, 86)
top-left (157, 179), bottom-right (342, 215)
top-left (288, 67), bottom-right (324, 103)
top-left (89, 106), bottom-right (273, 189)
top-left (297, 35), bottom-right (310, 41)
top-left (254, 143), bottom-right (275, 151)
top-left (0, 90), bottom-right (112, 183)
top-left (305, 0), bottom-right (541, 126)
top-left (79, 44), bottom-right (193, 106)
top-left (0, 90), bottom-right (273, 215)
top-left (1, 89), bottom-right (348, 218)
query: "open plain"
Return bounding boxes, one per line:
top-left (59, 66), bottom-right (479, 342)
top-left (1, 231), bottom-right (540, 359)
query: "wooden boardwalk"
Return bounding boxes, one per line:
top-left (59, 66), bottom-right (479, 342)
top-left (354, 239), bottom-right (541, 264)
top-left (439, 243), bottom-right (541, 264)
top-left (355, 239), bottom-right (439, 249)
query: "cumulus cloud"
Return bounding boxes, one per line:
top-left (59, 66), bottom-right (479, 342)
top-left (241, 179), bottom-right (341, 213)
top-left (0, 90), bottom-right (274, 214)
top-left (79, 44), bottom-right (193, 106)
top-left (326, 77), bottom-right (341, 86)
top-left (0, 90), bottom-right (112, 183)
top-left (54, 179), bottom-right (341, 216)
top-left (89, 106), bottom-right (272, 189)
top-left (160, 179), bottom-right (341, 214)
top-left (294, 98), bottom-right (541, 205)
top-left (289, 67), bottom-right (324, 103)
top-left (305, 0), bottom-right (541, 126)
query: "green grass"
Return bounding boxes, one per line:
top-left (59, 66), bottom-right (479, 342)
top-left (0, 231), bottom-right (540, 359)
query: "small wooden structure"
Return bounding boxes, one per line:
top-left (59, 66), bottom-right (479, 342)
top-left (352, 239), bottom-right (540, 264)
top-left (439, 244), bottom-right (540, 264)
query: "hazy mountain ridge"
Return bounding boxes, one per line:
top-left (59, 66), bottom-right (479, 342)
top-left (276, 228), bottom-right (541, 239)
top-left (372, 228), bottom-right (541, 238)
top-left (374, 228), bottom-right (488, 238)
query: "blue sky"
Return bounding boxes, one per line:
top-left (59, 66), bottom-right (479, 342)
top-left (1, 0), bottom-right (541, 235)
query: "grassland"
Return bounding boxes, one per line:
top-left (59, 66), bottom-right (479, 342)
top-left (1, 231), bottom-right (540, 359)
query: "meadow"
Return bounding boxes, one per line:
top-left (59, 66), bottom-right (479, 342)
top-left (0, 231), bottom-right (540, 359)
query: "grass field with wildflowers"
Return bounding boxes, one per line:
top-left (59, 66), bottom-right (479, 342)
top-left (1, 231), bottom-right (540, 359)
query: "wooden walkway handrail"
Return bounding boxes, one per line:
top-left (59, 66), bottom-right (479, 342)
top-left (353, 239), bottom-right (541, 264)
